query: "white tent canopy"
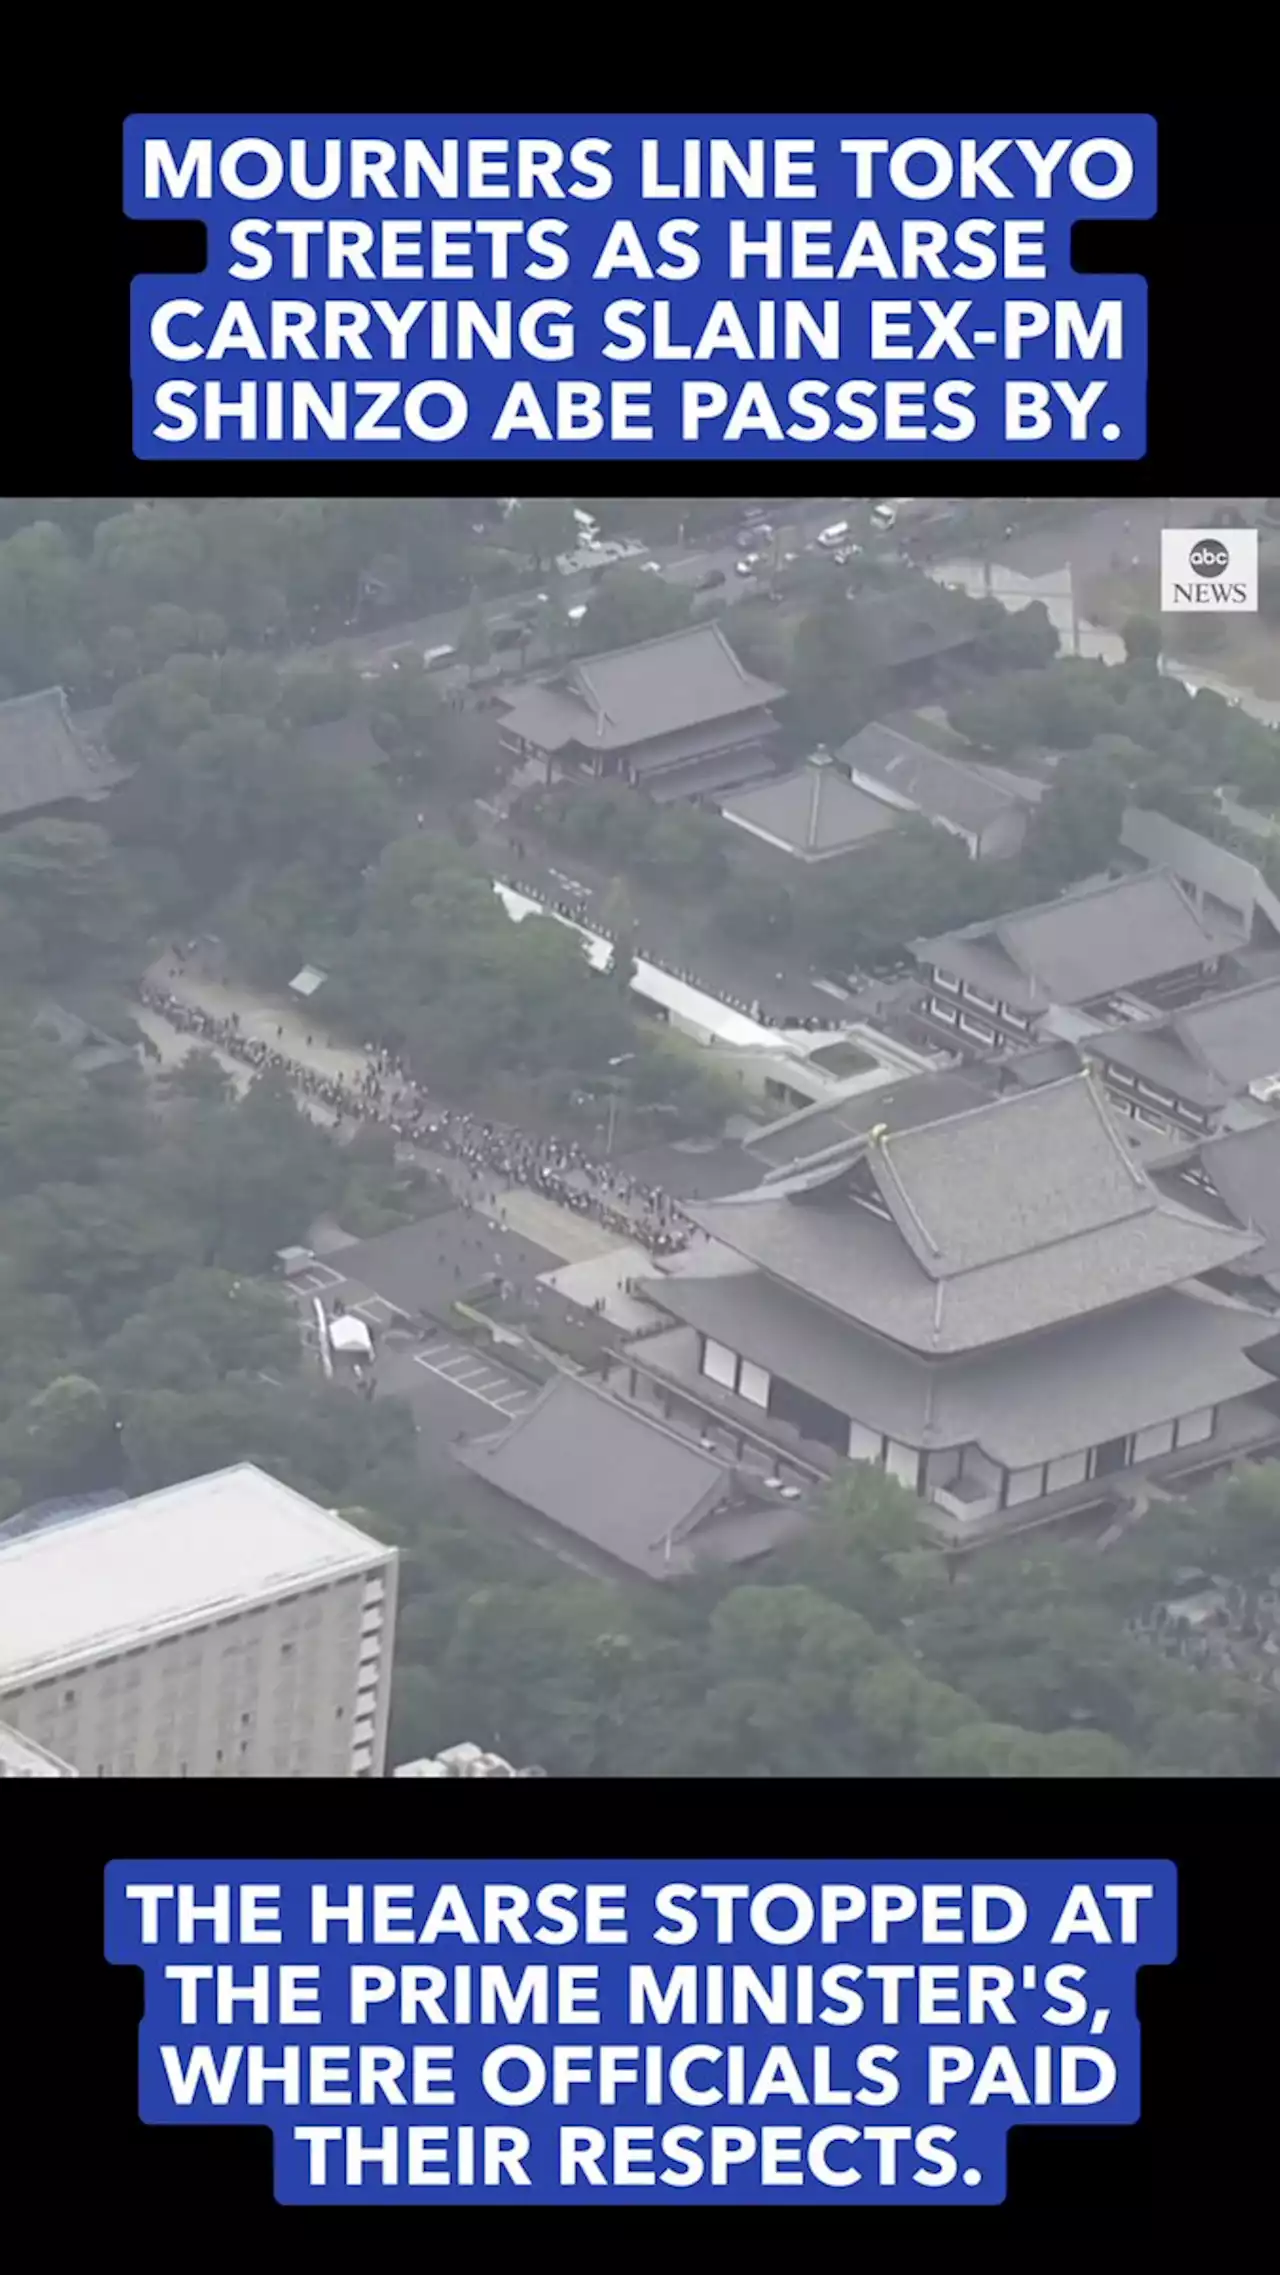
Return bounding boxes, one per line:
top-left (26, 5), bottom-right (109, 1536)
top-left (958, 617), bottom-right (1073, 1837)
top-left (328, 1315), bottom-right (373, 1358)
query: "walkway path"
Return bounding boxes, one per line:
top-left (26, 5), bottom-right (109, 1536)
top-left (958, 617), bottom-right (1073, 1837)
top-left (140, 958), bottom-right (667, 1268)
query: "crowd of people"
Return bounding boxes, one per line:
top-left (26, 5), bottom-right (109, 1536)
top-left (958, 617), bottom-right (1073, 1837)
top-left (418, 1108), bottom-right (695, 1256)
top-left (136, 980), bottom-right (696, 1258)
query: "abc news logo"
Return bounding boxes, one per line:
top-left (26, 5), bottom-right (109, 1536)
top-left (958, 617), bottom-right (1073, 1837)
top-left (1160, 528), bottom-right (1259, 614)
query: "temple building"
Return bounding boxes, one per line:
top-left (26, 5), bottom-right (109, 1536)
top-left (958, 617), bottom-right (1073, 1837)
top-left (497, 622), bottom-right (785, 804)
top-left (623, 1074), bottom-right (1280, 1540)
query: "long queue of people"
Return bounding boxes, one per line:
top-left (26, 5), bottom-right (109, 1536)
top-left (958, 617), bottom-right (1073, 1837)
top-left (136, 982), bottom-right (696, 1257)
top-left (418, 1108), bottom-right (694, 1257)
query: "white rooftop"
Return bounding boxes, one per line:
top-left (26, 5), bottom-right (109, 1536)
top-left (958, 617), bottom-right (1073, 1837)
top-left (0, 1720), bottom-right (76, 1775)
top-left (0, 1464), bottom-right (392, 1689)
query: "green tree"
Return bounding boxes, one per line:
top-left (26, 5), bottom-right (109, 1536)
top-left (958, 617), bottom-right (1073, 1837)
top-left (789, 598), bottom-right (884, 745)
top-left (97, 1266), bottom-right (299, 1391)
top-left (154, 1074), bottom-right (338, 1270)
top-left (969, 597), bottom-right (1059, 671)
top-left (0, 820), bottom-right (139, 977)
top-left (160, 1048), bottom-right (235, 1104)
top-left (0, 1015), bottom-right (144, 1195)
top-left (0, 1373), bottom-right (116, 1499)
top-left (505, 498), bottom-right (578, 570)
top-left (457, 596), bottom-right (493, 684)
top-left (1121, 613), bottom-right (1162, 668)
top-left (575, 568), bottom-right (694, 653)
top-left (1, 1178), bottom-right (202, 1335)
top-left (1022, 752), bottom-right (1128, 890)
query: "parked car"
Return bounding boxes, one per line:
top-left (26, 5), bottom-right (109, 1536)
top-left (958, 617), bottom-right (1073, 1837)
top-left (735, 555), bottom-right (761, 576)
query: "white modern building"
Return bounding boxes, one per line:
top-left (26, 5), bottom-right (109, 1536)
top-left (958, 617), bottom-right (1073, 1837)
top-left (0, 1465), bottom-right (397, 1779)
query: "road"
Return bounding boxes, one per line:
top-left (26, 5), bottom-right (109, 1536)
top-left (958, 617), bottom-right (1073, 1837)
top-left (297, 497), bottom-right (1239, 689)
top-left (293, 497), bottom-right (857, 692)
top-left (117, 494), bottom-right (1280, 1046)
top-left (138, 960), bottom-right (726, 1253)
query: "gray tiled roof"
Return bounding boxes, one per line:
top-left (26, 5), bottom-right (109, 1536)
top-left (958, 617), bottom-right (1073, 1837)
top-left (645, 745), bottom-right (776, 803)
top-left (1084, 974), bottom-right (1280, 1105)
top-left (685, 1076), bottom-right (1261, 1353)
top-left (997, 1041), bottom-right (1084, 1088)
top-left (498, 624), bottom-right (785, 755)
top-left (452, 1373), bottom-right (732, 1578)
top-left (916, 869), bottom-right (1246, 1009)
top-left (1193, 1119), bottom-right (1280, 1275)
top-left (838, 722), bottom-right (1015, 835)
top-left (744, 1069), bottom-right (992, 1170)
top-left (0, 689), bottom-right (129, 820)
top-left (869, 1073), bottom-right (1150, 1274)
top-left (1121, 804), bottom-right (1280, 938)
top-left (642, 1269), bottom-right (1275, 1469)
top-left (721, 762), bottom-right (899, 856)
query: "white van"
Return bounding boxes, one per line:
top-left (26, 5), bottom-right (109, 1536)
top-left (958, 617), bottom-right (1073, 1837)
top-left (422, 643), bottom-right (457, 671)
top-left (817, 521), bottom-right (850, 549)
top-left (870, 504), bottom-right (898, 532)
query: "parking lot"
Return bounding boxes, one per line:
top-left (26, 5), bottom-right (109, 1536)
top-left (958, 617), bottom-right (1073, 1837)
top-left (410, 1336), bottom-right (537, 1418)
top-left (280, 1212), bottom-right (559, 1451)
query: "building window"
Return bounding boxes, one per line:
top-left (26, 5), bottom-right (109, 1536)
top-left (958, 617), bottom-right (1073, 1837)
top-left (929, 998), bottom-right (959, 1028)
top-left (1044, 1450), bottom-right (1088, 1493)
top-left (701, 1337), bottom-right (739, 1392)
top-left (931, 968), bottom-right (960, 994)
top-left (737, 1359), bottom-right (770, 1409)
top-left (847, 1417), bottom-right (884, 1464)
top-left (958, 1012), bottom-right (994, 1043)
top-left (1004, 1463), bottom-right (1046, 1507)
top-left (1174, 1408), bottom-right (1214, 1449)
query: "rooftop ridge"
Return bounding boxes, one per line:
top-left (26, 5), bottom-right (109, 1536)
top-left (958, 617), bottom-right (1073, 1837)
top-left (1162, 864), bottom-right (1231, 947)
top-left (806, 761), bottom-right (824, 848)
top-left (925, 864), bottom-right (1230, 959)
top-left (870, 1142), bottom-right (943, 1257)
top-left (571, 662), bottom-right (613, 733)
top-left (0, 684), bottom-right (75, 716)
top-left (470, 1366), bottom-right (731, 1467)
top-left (1079, 1067), bottom-right (1152, 1187)
top-left (569, 618), bottom-right (747, 674)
